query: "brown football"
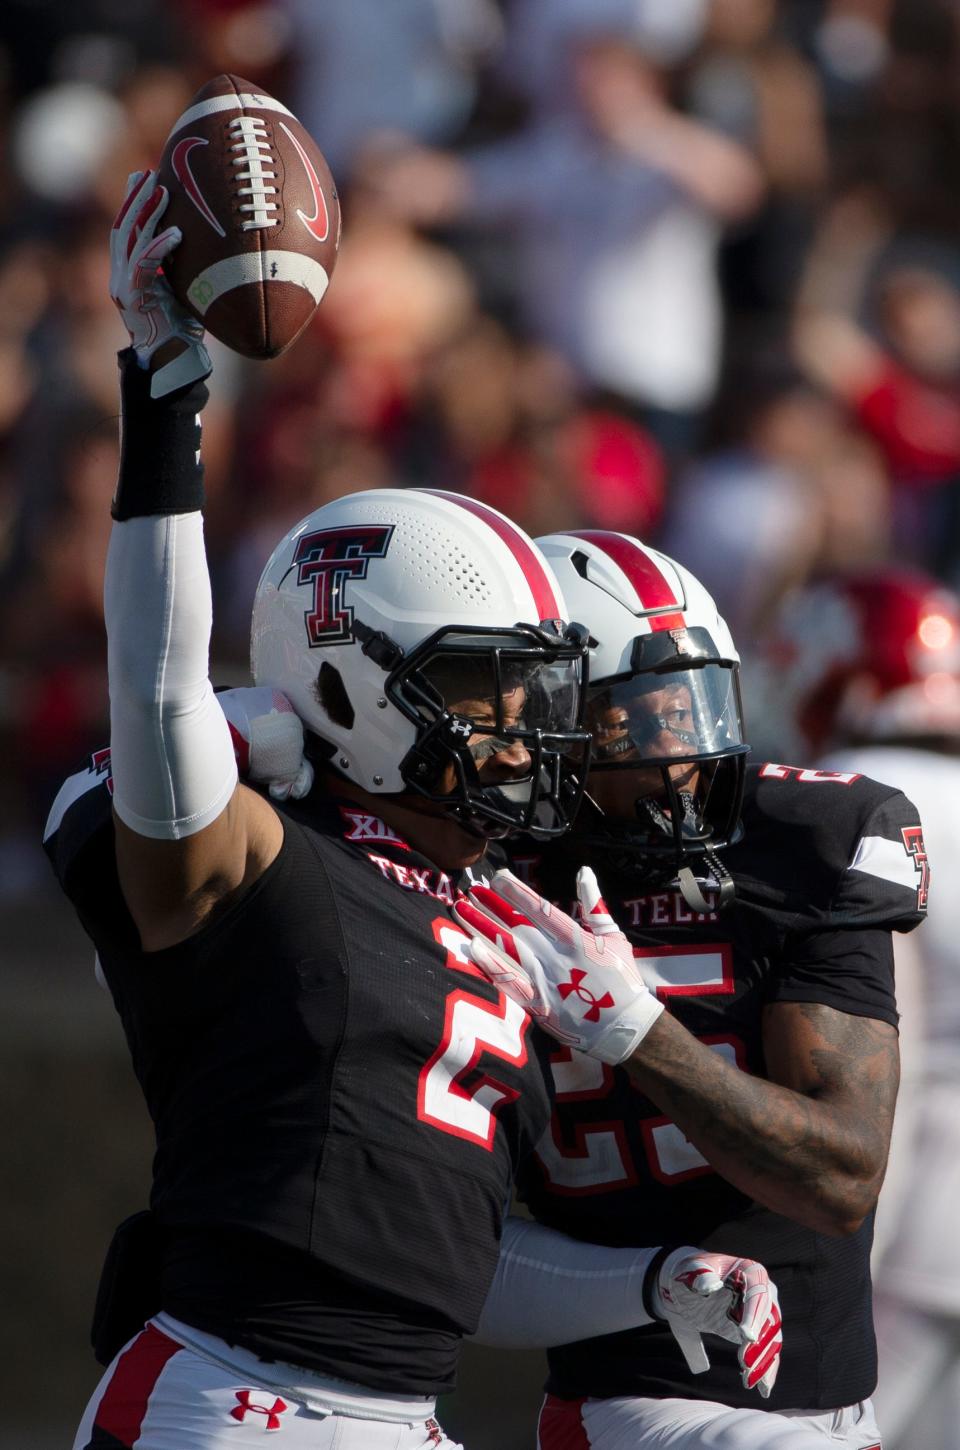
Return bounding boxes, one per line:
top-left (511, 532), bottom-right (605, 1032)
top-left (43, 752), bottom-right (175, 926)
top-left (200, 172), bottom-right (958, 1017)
top-left (156, 73), bottom-right (340, 358)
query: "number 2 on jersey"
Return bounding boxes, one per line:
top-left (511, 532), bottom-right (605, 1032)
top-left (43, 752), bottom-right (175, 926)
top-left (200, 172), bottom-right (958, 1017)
top-left (417, 918), bottom-right (530, 1150)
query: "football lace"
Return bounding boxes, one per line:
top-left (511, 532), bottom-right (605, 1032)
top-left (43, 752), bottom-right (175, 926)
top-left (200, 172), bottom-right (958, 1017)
top-left (229, 115), bottom-right (279, 230)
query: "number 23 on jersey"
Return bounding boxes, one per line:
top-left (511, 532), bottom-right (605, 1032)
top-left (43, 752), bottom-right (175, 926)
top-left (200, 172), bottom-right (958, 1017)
top-left (536, 942), bottom-right (746, 1191)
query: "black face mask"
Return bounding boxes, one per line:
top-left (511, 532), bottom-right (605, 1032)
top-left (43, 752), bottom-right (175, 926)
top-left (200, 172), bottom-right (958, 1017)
top-left (370, 621), bottom-right (594, 839)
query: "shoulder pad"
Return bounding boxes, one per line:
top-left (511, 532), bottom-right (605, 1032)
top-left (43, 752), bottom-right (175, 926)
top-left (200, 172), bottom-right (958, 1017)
top-left (745, 760), bottom-right (906, 827)
top-left (737, 763), bottom-right (927, 931)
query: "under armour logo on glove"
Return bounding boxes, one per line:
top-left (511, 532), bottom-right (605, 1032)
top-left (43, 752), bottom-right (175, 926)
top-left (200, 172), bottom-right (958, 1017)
top-left (557, 968), bottom-right (615, 1021)
top-left (231, 1389), bottom-right (288, 1429)
top-left (453, 866), bottom-right (664, 1064)
top-left (653, 1249), bottom-right (783, 1399)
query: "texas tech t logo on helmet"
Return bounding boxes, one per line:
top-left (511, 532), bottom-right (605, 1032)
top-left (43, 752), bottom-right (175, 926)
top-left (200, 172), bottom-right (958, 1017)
top-left (251, 488), bottom-right (588, 810)
top-left (292, 524), bottom-right (394, 646)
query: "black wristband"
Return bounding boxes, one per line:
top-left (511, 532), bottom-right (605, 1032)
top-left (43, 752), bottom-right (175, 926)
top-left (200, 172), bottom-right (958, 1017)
top-left (642, 1245), bottom-right (674, 1321)
top-left (111, 348), bottom-right (209, 520)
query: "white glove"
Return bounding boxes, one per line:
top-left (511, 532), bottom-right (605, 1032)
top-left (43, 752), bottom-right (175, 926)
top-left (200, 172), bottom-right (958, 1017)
top-left (654, 1248), bottom-right (783, 1399)
top-left (109, 169), bottom-right (211, 398)
top-left (453, 866), bottom-right (663, 1064)
top-left (217, 687), bottom-right (314, 802)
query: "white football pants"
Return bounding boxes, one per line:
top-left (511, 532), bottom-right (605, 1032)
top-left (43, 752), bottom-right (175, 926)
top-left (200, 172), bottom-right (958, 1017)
top-left (537, 1393), bottom-right (882, 1449)
top-left (72, 1316), bottom-right (464, 1449)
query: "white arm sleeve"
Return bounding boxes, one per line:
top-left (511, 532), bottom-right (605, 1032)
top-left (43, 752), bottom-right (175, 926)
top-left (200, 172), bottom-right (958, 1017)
top-left (473, 1215), bottom-right (659, 1348)
top-left (105, 513), bottom-right (237, 839)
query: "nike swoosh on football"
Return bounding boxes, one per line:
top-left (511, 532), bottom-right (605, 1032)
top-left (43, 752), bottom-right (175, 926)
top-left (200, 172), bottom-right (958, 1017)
top-left (280, 121), bottom-right (329, 243)
top-left (171, 137), bottom-right (225, 238)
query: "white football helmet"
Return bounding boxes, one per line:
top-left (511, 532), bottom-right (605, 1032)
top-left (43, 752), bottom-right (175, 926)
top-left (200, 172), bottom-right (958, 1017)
top-left (536, 530), bottom-right (748, 897)
top-left (251, 488), bottom-right (591, 837)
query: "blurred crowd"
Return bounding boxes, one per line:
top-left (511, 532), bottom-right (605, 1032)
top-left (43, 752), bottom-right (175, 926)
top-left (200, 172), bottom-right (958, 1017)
top-left (2, 0), bottom-right (960, 891)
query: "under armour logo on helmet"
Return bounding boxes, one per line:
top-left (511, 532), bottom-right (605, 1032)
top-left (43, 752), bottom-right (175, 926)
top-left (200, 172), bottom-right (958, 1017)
top-left (230, 1390), bottom-right (288, 1430)
top-left (557, 967), bottom-right (614, 1022)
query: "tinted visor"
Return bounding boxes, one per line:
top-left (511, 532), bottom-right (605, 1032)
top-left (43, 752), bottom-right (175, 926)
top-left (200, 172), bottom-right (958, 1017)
top-left (587, 662), bottom-right (744, 766)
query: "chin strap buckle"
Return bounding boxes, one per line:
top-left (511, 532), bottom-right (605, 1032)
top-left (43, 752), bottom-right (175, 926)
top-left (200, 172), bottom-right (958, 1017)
top-left (676, 848), bottom-right (736, 913)
top-left (676, 866), bottom-right (717, 914)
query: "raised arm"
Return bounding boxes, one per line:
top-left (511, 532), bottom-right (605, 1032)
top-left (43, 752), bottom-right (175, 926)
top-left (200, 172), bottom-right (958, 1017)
top-left (106, 172), bottom-right (281, 951)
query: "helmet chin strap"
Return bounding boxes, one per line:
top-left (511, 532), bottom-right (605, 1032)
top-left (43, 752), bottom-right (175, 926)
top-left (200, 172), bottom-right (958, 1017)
top-left (638, 792), bottom-right (736, 912)
top-left (448, 736), bottom-right (534, 840)
top-left (676, 851), bottom-right (735, 912)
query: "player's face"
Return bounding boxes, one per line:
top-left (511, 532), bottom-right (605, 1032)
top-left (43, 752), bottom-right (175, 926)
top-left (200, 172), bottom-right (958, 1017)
top-left (586, 681), bottom-right (700, 816)
top-left (394, 643), bottom-right (587, 851)
top-left (438, 670), bottom-right (533, 790)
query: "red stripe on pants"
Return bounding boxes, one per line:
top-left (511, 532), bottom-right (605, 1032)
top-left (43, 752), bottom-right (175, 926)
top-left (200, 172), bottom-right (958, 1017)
top-left (538, 1394), bottom-right (591, 1449)
top-left (94, 1324), bottom-right (183, 1446)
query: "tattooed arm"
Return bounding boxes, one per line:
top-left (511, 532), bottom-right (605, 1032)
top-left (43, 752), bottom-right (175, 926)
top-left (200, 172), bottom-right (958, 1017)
top-left (624, 1003), bottom-right (899, 1237)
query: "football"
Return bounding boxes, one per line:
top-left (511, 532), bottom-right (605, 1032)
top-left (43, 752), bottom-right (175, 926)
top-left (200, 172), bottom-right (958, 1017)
top-left (156, 73), bottom-right (340, 358)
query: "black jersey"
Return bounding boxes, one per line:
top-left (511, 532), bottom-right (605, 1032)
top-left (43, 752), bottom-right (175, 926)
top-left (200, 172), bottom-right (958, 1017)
top-left (43, 750), bottom-right (554, 1395)
top-left (510, 762), bottom-right (927, 1412)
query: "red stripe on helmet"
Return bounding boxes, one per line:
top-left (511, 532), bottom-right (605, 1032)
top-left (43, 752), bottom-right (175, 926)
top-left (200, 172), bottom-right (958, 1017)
top-left (567, 531), bottom-right (683, 612)
top-left (650, 611), bottom-right (686, 632)
top-left (93, 1323), bottom-right (183, 1445)
top-left (425, 491), bottom-right (564, 622)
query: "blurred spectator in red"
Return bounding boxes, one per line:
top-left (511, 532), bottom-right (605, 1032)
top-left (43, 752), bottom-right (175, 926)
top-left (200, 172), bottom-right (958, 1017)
top-left (794, 199), bottom-right (960, 577)
top-left (468, 404), bottom-right (665, 541)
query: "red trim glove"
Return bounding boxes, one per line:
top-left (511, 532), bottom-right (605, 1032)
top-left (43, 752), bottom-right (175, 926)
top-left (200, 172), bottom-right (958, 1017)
top-left (454, 866), bottom-right (664, 1064)
top-left (110, 170), bottom-right (211, 398)
top-left (653, 1248), bottom-right (783, 1399)
top-left (217, 687), bottom-right (313, 802)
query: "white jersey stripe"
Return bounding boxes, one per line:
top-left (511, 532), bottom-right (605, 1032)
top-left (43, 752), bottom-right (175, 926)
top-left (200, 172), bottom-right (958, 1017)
top-left (849, 834), bottom-right (917, 892)
top-left (43, 765), bottom-right (102, 842)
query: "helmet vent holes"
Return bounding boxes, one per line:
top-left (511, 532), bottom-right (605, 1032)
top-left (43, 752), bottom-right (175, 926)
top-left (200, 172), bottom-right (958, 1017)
top-left (398, 527), bottom-right (491, 602)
